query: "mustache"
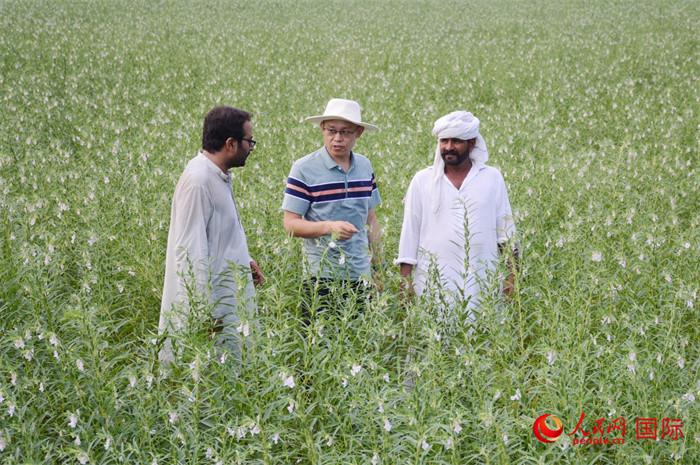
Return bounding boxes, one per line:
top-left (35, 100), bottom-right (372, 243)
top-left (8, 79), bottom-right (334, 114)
top-left (441, 150), bottom-right (459, 156)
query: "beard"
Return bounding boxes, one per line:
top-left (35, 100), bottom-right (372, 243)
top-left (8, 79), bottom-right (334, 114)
top-left (441, 147), bottom-right (470, 166)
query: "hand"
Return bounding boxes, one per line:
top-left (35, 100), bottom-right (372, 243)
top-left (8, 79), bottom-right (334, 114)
top-left (328, 221), bottom-right (359, 241)
top-left (250, 261), bottom-right (265, 287)
top-left (503, 274), bottom-right (516, 302)
top-left (400, 278), bottom-right (415, 302)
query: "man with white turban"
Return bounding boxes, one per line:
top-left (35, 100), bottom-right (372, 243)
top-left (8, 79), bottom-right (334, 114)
top-left (396, 111), bottom-right (517, 326)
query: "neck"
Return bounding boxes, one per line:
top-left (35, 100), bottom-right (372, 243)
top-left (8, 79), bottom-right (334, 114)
top-left (202, 149), bottom-right (229, 173)
top-left (444, 158), bottom-right (472, 188)
top-left (329, 150), bottom-right (352, 171)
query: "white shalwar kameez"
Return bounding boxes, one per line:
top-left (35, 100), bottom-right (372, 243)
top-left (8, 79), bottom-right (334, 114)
top-left (159, 153), bottom-right (255, 364)
top-left (396, 162), bottom-right (516, 325)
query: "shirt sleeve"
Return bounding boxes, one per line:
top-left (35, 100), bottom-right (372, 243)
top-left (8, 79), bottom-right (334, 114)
top-left (395, 174), bottom-right (422, 266)
top-left (171, 180), bottom-right (212, 299)
top-left (369, 171), bottom-right (381, 210)
top-left (495, 174), bottom-right (516, 244)
top-left (281, 161), bottom-right (311, 216)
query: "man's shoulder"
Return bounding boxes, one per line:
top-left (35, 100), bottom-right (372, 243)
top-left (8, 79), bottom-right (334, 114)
top-left (411, 166), bottom-right (433, 182)
top-left (179, 155), bottom-right (217, 186)
top-left (478, 164), bottom-right (505, 181)
top-left (293, 147), bottom-right (326, 168)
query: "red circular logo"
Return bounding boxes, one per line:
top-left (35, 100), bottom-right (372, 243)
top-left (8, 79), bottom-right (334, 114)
top-left (533, 414), bottom-right (564, 443)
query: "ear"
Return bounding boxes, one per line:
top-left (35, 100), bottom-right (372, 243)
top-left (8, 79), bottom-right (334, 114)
top-left (356, 126), bottom-right (365, 138)
top-left (469, 138), bottom-right (477, 150)
top-left (226, 137), bottom-right (238, 151)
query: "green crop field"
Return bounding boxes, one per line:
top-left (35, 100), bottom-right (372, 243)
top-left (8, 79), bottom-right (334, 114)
top-left (1, 0), bottom-right (699, 463)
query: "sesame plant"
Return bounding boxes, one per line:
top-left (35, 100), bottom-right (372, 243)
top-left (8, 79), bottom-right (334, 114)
top-left (1, 0), bottom-right (699, 463)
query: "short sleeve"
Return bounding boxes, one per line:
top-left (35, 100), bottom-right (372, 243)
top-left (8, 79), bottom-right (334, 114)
top-left (282, 161), bottom-right (311, 216)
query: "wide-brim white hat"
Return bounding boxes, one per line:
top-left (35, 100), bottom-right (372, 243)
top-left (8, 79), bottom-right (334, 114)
top-left (305, 98), bottom-right (378, 131)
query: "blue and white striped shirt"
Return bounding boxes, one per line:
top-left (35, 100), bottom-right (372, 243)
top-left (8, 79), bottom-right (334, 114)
top-left (282, 146), bottom-right (381, 279)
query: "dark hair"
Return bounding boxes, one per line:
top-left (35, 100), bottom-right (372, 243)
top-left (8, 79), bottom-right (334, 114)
top-left (201, 106), bottom-right (251, 152)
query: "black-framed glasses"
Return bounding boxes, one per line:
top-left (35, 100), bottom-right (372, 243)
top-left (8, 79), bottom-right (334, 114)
top-left (240, 137), bottom-right (257, 148)
top-left (322, 127), bottom-right (357, 138)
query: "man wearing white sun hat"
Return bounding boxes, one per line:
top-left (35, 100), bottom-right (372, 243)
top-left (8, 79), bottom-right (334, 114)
top-left (283, 98), bottom-right (384, 322)
top-left (396, 110), bottom-right (518, 330)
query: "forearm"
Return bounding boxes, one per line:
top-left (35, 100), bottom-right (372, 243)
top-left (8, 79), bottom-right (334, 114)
top-left (366, 210), bottom-right (383, 266)
top-left (498, 242), bottom-right (519, 273)
top-left (399, 263), bottom-right (414, 279)
top-left (284, 215), bottom-right (332, 239)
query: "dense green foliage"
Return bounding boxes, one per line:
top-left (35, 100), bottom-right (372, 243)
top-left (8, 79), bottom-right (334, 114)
top-left (1, 0), bottom-right (699, 463)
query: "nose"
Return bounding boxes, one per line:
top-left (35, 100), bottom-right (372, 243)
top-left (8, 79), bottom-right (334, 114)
top-left (444, 139), bottom-right (455, 150)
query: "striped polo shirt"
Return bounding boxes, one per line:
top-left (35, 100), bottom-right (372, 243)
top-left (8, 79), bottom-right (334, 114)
top-left (282, 146), bottom-right (381, 280)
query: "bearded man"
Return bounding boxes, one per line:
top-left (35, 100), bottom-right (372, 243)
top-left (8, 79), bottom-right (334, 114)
top-left (159, 106), bottom-right (264, 364)
top-left (396, 111), bottom-right (517, 326)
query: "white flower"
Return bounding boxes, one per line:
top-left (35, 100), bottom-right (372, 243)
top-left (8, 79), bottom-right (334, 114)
top-left (76, 359), bottom-right (84, 371)
top-left (371, 454), bottom-right (379, 465)
top-left (69, 414), bottom-right (78, 428)
top-left (678, 357), bottom-right (685, 369)
top-left (251, 425), bottom-right (261, 436)
top-left (129, 374), bottom-right (137, 388)
top-left (78, 454), bottom-right (88, 464)
top-left (75, 435), bottom-right (81, 445)
top-left (445, 437), bottom-right (453, 450)
top-left (421, 440), bottom-right (430, 451)
top-left (8, 404), bottom-right (15, 417)
top-left (283, 375), bottom-right (295, 389)
top-left (629, 352), bottom-right (636, 362)
top-left (169, 412), bottom-right (177, 424)
top-left (105, 437), bottom-right (111, 450)
top-left (236, 428), bottom-right (246, 439)
top-left (0, 438), bottom-right (6, 451)
top-left (503, 435), bottom-right (508, 444)
top-left (338, 255), bottom-right (346, 266)
top-left (555, 239), bottom-right (564, 248)
top-left (14, 338), bottom-right (25, 349)
top-left (547, 351), bottom-right (557, 365)
top-left (351, 364), bottom-right (362, 377)
top-left (453, 421), bottom-right (462, 434)
top-left (0, 392), bottom-right (4, 403)
top-left (328, 241), bottom-right (337, 249)
top-left (682, 392), bottom-right (696, 402)
top-left (383, 373), bottom-right (390, 383)
top-left (657, 354), bottom-right (662, 363)
top-left (510, 389), bottom-right (521, 401)
top-left (384, 419), bottom-right (392, 432)
top-left (342, 378), bottom-right (348, 388)
top-left (272, 433), bottom-right (280, 444)
top-left (591, 252), bottom-right (602, 262)
top-left (49, 334), bottom-right (59, 346)
top-left (236, 323), bottom-right (250, 337)
top-left (287, 402), bottom-right (295, 413)
top-left (378, 403), bottom-right (384, 413)
top-left (327, 437), bottom-right (333, 447)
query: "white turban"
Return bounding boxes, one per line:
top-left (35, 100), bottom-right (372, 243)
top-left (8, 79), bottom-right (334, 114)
top-left (430, 111), bottom-right (489, 213)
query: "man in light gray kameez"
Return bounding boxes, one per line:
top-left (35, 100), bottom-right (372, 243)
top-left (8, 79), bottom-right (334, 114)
top-left (159, 106), bottom-right (263, 364)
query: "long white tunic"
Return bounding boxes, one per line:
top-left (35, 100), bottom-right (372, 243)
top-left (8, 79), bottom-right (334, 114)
top-left (396, 163), bottom-right (516, 316)
top-left (159, 153), bottom-right (254, 363)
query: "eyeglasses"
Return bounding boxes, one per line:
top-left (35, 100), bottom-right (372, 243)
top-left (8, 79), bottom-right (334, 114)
top-left (241, 137), bottom-right (257, 148)
top-left (323, 127), bottom-right (357, 138)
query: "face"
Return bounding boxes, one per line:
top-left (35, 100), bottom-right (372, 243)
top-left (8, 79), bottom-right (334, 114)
top-left (228, 120), bottom-right (254, 168)
top-left (321, 119), bottom-right (364, 159)
top-left (440, 138), bottom-right (474, 166)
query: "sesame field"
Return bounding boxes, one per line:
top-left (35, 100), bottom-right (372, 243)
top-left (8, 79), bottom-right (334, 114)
top-left (1, 0), bottom-right (699, 463)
